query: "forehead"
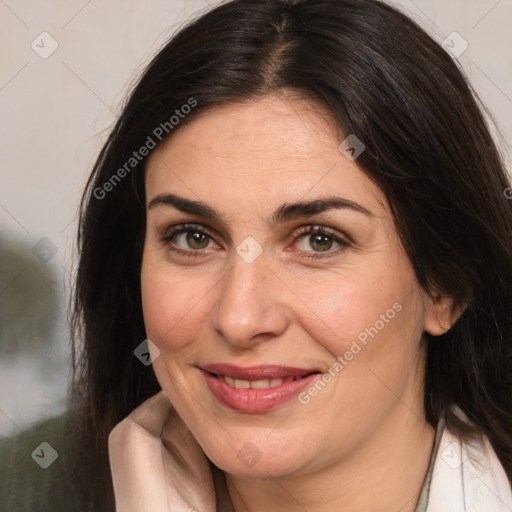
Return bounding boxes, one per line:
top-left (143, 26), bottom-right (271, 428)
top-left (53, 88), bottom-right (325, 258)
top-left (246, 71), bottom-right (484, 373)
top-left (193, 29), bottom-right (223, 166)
top-left (145, 95), bottom-right (388, 217)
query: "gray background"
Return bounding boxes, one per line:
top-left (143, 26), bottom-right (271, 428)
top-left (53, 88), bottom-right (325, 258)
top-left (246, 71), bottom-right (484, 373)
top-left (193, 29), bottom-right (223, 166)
top-left (1, 0), bottom-right (511, 437)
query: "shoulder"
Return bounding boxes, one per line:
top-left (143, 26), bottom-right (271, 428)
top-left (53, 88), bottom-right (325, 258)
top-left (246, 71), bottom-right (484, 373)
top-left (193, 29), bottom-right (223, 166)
top-left (0, 409), bottom-right (108, 512)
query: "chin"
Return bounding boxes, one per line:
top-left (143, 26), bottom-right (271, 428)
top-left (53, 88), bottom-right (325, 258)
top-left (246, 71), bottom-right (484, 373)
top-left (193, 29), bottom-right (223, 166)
top-left (204, 444), bottom-right (307, 480)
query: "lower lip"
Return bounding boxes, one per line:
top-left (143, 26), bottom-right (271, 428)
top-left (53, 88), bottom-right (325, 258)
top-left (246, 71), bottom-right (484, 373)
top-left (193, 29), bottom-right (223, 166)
top-left (201, 370), bottom-right (321, 412)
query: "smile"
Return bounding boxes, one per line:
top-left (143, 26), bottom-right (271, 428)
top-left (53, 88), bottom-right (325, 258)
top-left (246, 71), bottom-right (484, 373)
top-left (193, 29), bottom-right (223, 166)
top-left (218, 375), bottom-right (297, 389)
top-left (200, 363), bottom-right (321, 412)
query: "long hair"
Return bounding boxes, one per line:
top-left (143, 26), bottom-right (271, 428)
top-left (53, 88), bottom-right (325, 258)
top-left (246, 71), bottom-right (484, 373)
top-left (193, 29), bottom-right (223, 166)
top-left (70, 0), bottom-right (512, 508)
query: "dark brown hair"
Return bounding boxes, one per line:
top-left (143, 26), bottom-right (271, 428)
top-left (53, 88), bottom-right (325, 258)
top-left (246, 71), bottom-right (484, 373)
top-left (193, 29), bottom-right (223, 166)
top-left (70, 0), bottom-right (512, 508)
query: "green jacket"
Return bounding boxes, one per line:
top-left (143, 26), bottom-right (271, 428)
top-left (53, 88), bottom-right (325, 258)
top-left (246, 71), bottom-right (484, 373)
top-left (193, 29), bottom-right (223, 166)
top-left (0, 410), bottom-right (111, 512)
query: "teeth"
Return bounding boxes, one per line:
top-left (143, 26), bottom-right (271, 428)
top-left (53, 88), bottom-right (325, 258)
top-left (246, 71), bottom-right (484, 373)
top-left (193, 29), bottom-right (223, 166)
top-left (269, 378), bottom-right (284, 388)
top-left (220, 375), bottom-right (296, 389)
top-left (251, 379), bottom-right (272, 389)
top-left (234, 379), bottom-right (251, 389)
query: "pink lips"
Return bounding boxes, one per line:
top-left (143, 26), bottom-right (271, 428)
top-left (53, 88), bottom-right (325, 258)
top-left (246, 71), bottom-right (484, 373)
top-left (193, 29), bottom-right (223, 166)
top-left (200, 363), bottom-right (321, 413)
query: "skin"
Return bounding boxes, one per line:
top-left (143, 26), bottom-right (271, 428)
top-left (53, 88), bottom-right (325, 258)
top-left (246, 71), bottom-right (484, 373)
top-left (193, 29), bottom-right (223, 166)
top-left (141, 94), bottom-right (460, 512)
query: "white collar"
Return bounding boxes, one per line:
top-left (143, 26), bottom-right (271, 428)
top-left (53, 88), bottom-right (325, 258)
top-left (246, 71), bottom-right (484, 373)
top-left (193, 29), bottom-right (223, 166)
top-left (426, 420), bottom-right (512, 511)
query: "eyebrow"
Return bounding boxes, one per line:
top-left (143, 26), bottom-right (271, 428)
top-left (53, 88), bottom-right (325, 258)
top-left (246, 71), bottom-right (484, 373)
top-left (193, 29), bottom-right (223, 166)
top-left (147, 193), bottom-right (373, 226)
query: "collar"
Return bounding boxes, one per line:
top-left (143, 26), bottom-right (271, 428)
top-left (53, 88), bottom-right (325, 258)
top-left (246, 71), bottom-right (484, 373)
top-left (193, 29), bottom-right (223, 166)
top-left (414, 408), bottom-right (512, 512)
top-left (425, 420), bottom-right (512, 511)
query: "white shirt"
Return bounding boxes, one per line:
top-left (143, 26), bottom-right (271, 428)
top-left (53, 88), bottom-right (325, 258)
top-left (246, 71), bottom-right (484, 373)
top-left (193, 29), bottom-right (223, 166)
top-left (415, 414), bottom-right (512, 512)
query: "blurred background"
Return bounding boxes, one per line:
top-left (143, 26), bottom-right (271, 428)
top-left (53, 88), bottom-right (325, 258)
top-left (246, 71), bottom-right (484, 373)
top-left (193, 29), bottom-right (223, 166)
top-left (1, 0), bottom-right (511, 437)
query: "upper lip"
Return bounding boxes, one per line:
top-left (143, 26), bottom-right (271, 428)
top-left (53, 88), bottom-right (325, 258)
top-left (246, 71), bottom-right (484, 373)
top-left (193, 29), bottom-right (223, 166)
top-left (200, 363), bottom-right (320, 380)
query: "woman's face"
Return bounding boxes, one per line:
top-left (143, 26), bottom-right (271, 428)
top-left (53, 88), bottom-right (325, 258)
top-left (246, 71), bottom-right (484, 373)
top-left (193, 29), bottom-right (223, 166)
top-left (141, 95), bottom-right (438, 478)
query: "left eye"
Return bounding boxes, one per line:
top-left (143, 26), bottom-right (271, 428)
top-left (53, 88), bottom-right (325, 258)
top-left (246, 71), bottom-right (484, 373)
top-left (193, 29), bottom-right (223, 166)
top-left (296, 232), bottom-right (339, 252)
top-left (292, 226), bottom-right (350, 256)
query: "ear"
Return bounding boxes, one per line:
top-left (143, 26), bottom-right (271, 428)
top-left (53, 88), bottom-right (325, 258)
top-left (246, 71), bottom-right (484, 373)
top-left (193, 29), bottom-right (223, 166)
top-left (424, 294), bottom-right (466, 336)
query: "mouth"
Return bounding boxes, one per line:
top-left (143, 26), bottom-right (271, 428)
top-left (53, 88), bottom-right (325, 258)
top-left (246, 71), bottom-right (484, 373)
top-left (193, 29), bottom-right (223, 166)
top-left (214, 373), bottom-right (313, 389)
top-left (201, 363), bottom-right (321, 379)
top-left (200, 363), bottom-right (322, 412)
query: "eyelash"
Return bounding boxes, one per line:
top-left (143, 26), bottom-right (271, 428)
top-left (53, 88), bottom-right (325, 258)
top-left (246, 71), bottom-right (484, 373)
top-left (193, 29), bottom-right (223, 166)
top-left (159, 223), bottom-right (351, 260)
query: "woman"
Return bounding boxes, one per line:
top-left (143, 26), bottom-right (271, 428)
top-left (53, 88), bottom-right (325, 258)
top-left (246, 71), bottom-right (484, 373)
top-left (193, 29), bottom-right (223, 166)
top-left (2, 0), bottom-right (511, 510)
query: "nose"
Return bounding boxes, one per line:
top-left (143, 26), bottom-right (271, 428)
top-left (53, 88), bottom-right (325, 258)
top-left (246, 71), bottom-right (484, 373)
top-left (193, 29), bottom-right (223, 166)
top-left (210, 252), bottom-right (289, 348)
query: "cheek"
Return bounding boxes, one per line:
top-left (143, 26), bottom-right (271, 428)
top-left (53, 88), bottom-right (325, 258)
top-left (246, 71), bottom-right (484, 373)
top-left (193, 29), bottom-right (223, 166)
top-left (294, 276), bottom-right (425, 444)
top-left (295, 268), bottom-right (409, 349)
top-left (295, 260), bottom-right (424, 394)
top-left (140, 255), bottom-right (211, 351)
